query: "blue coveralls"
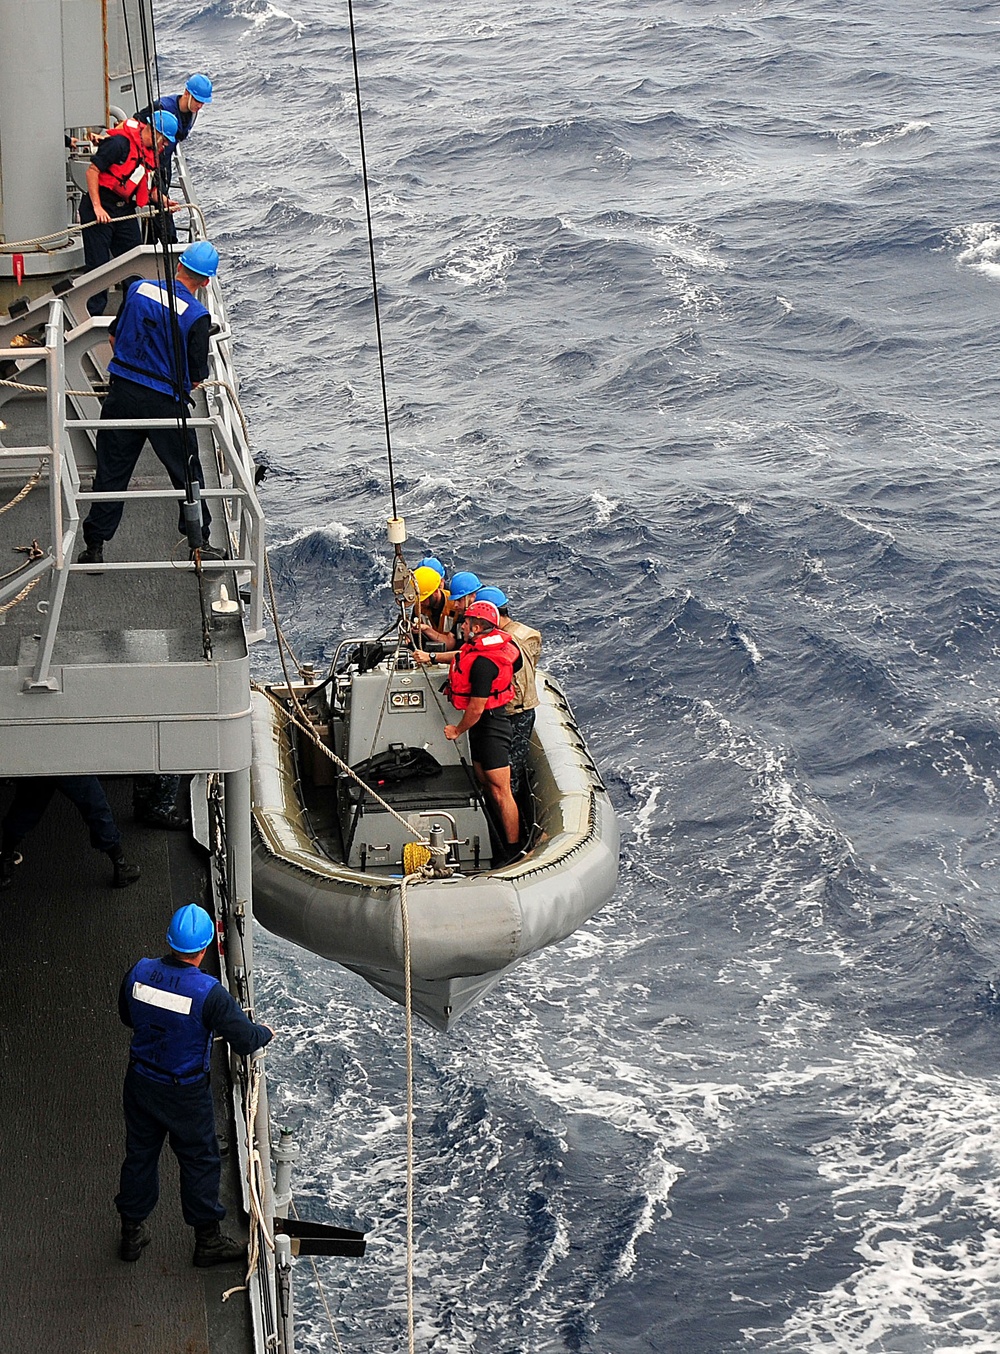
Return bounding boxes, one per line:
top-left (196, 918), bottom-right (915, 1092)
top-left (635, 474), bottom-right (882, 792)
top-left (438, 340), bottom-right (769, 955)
top-left (116, 955), bottom-right (271, 1226)
top-left (81, 277), bottom-right (213, 549)
top-left (135, 95), bottom-right (198, 242)
top-left (1, 775), bottom-right (121, 855)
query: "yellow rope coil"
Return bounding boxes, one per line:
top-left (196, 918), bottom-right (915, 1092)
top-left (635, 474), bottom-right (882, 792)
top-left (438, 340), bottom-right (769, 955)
top-left (402, 841), bottom-right (432, 874)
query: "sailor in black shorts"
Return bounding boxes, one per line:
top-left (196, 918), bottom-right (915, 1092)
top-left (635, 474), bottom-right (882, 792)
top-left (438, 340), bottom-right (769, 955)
top-left (419, 600), bottom-right (523, 860)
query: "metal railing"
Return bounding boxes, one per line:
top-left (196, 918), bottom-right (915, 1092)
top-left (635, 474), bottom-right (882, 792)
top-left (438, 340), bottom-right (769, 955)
top-left (0, 261), bottom-right (266, 687)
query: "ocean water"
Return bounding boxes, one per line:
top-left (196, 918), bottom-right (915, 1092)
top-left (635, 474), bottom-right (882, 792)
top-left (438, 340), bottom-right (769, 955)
top-left (158, 1), bottom-right (1000, 1349)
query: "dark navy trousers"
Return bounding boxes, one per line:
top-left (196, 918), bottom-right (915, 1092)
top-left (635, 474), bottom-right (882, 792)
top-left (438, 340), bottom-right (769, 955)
top-left (1, 775), bottom-right (120, 854)
top-left (116, 1065), bottom-right (225, 1227)
top-left (82, 377), bottom-right (211, 547)
top-left (79, 198), bottom-right (141, 317)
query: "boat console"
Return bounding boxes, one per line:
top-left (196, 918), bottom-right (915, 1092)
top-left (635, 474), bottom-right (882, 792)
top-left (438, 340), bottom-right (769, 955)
top-left (293, 645), bottom-right (498, 872)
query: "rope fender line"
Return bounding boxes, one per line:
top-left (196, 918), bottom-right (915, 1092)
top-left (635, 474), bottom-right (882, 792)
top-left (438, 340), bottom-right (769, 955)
top-left (0, 574), bottom-right (43, 616)
top-left (0, 462), bottom-right (46, 515)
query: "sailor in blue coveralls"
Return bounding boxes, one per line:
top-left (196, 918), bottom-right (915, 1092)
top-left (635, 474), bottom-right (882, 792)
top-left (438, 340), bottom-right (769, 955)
top-left (78, 240), bottom-right (224, 565)
top-left (115, 903), bottom-right (273, 1265)
top-left (137, 73), bottom-right (214, 244)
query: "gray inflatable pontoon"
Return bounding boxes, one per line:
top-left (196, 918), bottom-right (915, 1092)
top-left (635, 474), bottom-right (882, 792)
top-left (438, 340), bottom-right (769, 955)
top-left (250, 654), bottom-right (619, 1030)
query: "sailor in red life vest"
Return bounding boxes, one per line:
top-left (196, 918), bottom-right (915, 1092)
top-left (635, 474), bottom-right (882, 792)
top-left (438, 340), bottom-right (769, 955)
top-left (79, 110), bottom-right (179, 317)
top-left (425, 600), bottom-right (523, 859)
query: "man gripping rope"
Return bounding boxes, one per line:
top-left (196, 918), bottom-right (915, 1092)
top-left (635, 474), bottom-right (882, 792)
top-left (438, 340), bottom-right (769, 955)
top-left (78, 241), bottom-right (225, 565)
top-left (115, 904), bottom-right (273, 1266)
top-left (79, 110), bottom-right (179, 316)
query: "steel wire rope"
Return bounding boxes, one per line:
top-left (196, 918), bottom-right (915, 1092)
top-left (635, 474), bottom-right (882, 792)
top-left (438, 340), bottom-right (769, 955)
top-left (123, 0), bottom-right (214, 654)
top-left (346, 0), bottom-right (399, 521)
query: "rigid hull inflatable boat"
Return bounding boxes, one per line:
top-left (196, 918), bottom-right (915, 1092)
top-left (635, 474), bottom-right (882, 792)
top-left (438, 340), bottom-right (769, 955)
top-left (250, 643), bottom-right (620, 1030)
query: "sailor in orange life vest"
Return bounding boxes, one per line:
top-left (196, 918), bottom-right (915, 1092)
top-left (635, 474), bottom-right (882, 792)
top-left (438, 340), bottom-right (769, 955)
top-left (79, 110), bottom-right (180, 317)
top-left (416, 599), bottom-right (523, 856)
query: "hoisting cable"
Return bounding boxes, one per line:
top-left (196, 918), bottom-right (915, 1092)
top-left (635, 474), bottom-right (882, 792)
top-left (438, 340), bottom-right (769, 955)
top-left (127, 0), bottom-right (214, 662)
top-left (347, 0), bottom-right (399, 524)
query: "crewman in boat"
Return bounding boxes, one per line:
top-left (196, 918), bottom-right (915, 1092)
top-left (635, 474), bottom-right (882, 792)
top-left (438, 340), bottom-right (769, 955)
top-left (414, 569), bottom-right (480, 651)
top-left (77, 240), bottom-right (225, 565)
top-left (115, 903), bottom-right (273, 1266)
top-left (136, 74), bottom-right (214, 244)
top-left (477, 586), bottom-right (541, 797)
top-left (423, 599), bottom-right (522, 861)
top-left (79, 109), bottom-right (180, 316)
top-left (412, 564), bottom-right (447, 633)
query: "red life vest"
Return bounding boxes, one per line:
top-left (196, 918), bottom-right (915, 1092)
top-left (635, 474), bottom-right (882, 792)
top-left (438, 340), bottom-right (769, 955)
top-left (446, 628), bottom-right (519, 710)
top-left (97, 120), bottom-right (156, 206)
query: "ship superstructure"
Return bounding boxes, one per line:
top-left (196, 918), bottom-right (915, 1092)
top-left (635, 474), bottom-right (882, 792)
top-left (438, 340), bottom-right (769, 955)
top-left (0, 1), bottom-right (361, 1348)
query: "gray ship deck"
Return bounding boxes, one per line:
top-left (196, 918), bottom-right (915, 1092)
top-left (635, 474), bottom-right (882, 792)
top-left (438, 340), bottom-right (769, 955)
top-left (0, 387), bottom-right (253, 776)
top-left (0, 776), bottom-right (252, 1354)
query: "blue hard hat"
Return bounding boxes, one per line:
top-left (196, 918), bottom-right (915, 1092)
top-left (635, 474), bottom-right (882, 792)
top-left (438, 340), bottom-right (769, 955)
top-left (448, 571), bottom-right (480, 601)
top-left (166, 903), bottom-right (215, 954)
top-left (185, 73), bottom-right (214, 103)
top-left (151, 110), bottom-right (179, 144)
top-left (416, 556), bottom-right (445, 577)
top-left (476, 586), bottom-right (507, 608)
top-left (179, 240), bottom-right (220, 278)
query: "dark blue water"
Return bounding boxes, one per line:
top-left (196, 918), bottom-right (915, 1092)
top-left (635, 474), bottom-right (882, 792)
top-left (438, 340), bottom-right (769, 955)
top-left (160, 1), bottom-right (1000, 1348)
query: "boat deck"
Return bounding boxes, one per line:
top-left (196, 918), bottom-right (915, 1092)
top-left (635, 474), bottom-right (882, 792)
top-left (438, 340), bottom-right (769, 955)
top-left (0, 776), bottom-right (252, 1354)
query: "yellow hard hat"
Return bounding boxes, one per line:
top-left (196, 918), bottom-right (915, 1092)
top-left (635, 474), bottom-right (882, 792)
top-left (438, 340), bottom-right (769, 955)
top-left (413, 565), bottom-right (443, 602)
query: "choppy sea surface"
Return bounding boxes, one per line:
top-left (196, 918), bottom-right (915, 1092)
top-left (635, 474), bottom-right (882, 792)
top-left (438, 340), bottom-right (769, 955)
top-left (158, 1), bottom-right (1000, 1348)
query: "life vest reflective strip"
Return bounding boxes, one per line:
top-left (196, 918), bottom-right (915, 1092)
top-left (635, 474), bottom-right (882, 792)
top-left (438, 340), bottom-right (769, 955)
top-left (108, 278), bottom-right (207, 398)
top-left (97, 120), bottom-right (156, 206)
top-left (447, 629), bottom-right (519, 710)
top-left (126, 956), bottom-right (217, 1085)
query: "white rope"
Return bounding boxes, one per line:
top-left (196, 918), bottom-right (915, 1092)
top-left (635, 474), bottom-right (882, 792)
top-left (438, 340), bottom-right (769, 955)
top-left (201, 377), bottom-right (252, 442)
top-left (0, 201), bottom-right (206, 253)
top-left (0, 574), bottom-right (43, 616)
top-left (222, 1057), bottom-right (275, 1303)
top-left (0, 462), bottom-right (46, 516)
top-left (399, 870), bottom-right (421, 1354)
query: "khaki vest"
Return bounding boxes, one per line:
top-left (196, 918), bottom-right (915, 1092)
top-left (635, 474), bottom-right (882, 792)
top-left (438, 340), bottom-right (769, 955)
top-left (503, 617), bottom-right (541, 712)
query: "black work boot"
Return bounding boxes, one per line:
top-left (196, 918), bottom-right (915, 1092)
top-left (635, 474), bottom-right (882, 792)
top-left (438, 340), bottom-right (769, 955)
top-left (78, 542), bottom-right (104, 566)
top-left (192, 1222), bottom-right (247, 1268)
top-left (109, 852), bottom-right (140, 888)
top-left (119, 1218), bottom-right (151, 1262)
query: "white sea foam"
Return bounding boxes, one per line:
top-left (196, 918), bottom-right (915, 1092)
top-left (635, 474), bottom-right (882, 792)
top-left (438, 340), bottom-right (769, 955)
top-left (431, 223), bottom-right (518, 291)
top-left (746, 1040), bottom-right (1000, 1352)
top-left (834, 120), bottom-right (931, 149)
top-left (948, 222), bottom-right (1000, 281)
top-left (230, 0), bottom-right (303, 35)
top-left (590, 489), bottom-right (619, 524)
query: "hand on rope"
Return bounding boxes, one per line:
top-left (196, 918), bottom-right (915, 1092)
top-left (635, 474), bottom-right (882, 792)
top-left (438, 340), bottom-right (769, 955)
top-left (0, 200), bottom-right (206, 254)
